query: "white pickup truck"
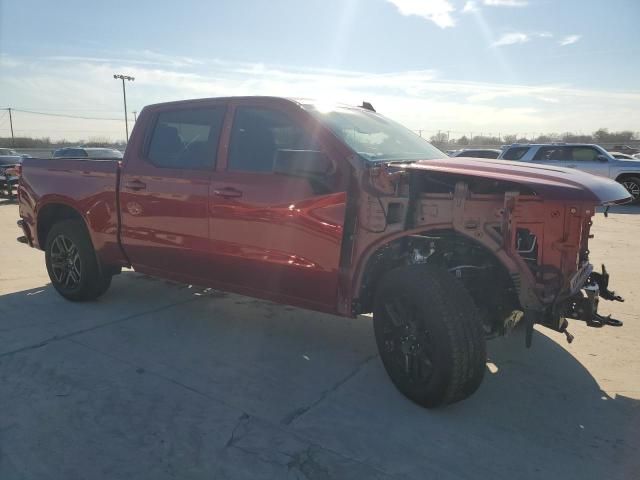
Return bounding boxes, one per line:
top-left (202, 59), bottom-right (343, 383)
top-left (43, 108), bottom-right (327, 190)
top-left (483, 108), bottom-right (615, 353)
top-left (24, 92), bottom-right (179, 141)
top-left (498, 143), bottom-right (640, 202)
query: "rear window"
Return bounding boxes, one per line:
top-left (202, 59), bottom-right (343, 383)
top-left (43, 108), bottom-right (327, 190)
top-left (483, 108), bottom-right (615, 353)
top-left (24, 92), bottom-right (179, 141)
top-left (86, 149), bottom-right (123, 159)
top-left (147, 107), bottom-right (226, 169)
top-left (54, 148), bottom-right (87, 158)
top-left (502, 147), bottom-right (529, 160)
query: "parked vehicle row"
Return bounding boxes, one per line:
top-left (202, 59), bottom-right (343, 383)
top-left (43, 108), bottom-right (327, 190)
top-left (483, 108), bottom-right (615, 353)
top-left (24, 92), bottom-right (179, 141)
top-left (15, 96), bottom-right (631, 408)
top-left (0, 148), bottom-right (25, 199)
top-left (447, 143), bottom-right (640, 202)
top-left (497, 144), bottom-right (640, 202)
top-left (52, 147), bottom-right (123, 159)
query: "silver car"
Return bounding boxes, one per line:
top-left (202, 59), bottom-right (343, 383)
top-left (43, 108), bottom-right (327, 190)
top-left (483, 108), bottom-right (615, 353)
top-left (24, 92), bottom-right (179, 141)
top-left (498, 143), bottom-right (640, 202)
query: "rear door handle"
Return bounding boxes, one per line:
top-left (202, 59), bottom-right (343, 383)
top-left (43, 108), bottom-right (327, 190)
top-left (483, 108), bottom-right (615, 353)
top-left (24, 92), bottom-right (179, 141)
top-left (124, 179), bottom-right (147, 191)
top-left (213, 188), bottom-right (243, 198)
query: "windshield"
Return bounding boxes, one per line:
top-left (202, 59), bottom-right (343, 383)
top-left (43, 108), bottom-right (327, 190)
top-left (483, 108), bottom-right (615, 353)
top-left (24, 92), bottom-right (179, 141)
top-left (0, 148), bottom-right (18, 156)
top-left (307, 106), bottom-right (445, 162)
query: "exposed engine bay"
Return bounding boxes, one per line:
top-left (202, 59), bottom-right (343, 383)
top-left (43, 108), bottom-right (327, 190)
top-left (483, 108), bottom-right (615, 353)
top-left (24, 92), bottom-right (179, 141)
top-left (351, 163), bottom-right (627, 347)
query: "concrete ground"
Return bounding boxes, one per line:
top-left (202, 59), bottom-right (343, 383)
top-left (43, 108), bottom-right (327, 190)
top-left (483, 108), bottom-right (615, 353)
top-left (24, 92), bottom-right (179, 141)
top-left (1, 199), bottom-right (638, 480)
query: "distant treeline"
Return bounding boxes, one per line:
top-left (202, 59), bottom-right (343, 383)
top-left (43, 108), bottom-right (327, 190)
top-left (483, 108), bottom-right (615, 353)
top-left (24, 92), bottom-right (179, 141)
top-left (0, 136), bottom-right (126, 149)
top-left (431, 128), bottom-right (638, 147)
top-left (1, 128), bottom-right (638, 150)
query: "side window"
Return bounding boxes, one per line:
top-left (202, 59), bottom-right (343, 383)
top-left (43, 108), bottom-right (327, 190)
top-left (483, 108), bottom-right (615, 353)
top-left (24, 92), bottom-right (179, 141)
top-left (147, 107), bottom-right (225, 169)
top-left (570, 147), bottom-right (599, 162)
top-left (228, 107), bottom-right (317, 172)
top-left (502, 147), bottom-right (529, 160)
top-left (533, 147), bottom-right (566, 161)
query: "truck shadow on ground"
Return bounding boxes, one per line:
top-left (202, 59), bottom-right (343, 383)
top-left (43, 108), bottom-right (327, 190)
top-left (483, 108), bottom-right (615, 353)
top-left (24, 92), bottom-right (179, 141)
top-left (1, 272), bottom-right (638, 479)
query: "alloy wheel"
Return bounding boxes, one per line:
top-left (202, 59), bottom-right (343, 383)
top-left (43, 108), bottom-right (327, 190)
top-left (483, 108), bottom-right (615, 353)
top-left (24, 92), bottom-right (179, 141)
top-left (49, 234), bottom-right (82, 289)
top-left (623, 180), bottom-right (640, 199)
top-left (381, 297), bottom-right (434, 383)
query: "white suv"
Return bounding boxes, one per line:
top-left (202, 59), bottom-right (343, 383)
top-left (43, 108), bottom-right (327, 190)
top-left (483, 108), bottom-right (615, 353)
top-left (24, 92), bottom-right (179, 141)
top-left (498, 143), bottom-right (640, 202)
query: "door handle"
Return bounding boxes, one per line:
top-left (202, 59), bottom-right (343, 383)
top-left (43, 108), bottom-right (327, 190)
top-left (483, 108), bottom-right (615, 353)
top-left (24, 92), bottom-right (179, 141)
top-left (566, 164), bottom-right (577, 168)
top-left (213, 188), bottom-right (243, 198)
top-left (124, 179), bottom-right (147, 191)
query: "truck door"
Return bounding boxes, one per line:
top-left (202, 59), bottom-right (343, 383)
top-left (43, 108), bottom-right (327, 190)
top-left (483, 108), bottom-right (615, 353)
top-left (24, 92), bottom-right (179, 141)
top-left (208, 101), bottom-right (348, 313)
top-left (119, 103), bottom-right (226, 282)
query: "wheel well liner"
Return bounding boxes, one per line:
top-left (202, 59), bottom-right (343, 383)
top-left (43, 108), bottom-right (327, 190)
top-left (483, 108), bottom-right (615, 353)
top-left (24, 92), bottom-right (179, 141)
top-left (615, 173), bottom-right (640, 182)
top-left (355, 229), bottom-right (518, 315)
top-left (37, 203), bottom-right (86, 248)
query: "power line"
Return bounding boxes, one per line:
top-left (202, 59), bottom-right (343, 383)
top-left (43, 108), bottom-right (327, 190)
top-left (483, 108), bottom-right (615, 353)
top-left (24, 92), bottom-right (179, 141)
top-left (5, 108), bottom-right (122, 121)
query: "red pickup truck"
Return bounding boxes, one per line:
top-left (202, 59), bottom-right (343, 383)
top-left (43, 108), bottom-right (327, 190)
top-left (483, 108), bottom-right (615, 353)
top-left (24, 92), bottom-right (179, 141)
top-left (16, 97), bottom-right (630, 407)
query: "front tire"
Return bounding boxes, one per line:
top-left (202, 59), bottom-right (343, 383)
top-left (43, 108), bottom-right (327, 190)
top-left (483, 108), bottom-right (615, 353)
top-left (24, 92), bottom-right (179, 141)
top-left (45, 219), bottom-right (112, 301)
top-left (620, 176), bottom-right (640, 204)
top-left (373, 264), bottom-right (486, 408)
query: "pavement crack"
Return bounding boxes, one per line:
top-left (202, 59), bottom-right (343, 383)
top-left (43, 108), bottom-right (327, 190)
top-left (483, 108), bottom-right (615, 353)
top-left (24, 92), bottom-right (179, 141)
top-left (281, 353), bottom-right (377, 426)
top-left (225, 412), bottom-right (251, 447)
top-left (0, 296), bottom-right (203, 359)
top-left (287, 446), bottom-right (331, 479)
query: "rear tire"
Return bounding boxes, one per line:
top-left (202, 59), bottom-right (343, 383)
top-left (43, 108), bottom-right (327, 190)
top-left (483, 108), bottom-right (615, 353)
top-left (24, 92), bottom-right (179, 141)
top-left (44, 219), bottom-right (112, 301)
top-left (373, 264), bottom-right (486, 408)
top-left (619, 176), bottom-right (640, 204)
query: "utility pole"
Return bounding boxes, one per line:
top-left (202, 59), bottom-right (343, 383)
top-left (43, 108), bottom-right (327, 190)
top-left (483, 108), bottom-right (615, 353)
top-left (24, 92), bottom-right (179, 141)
top-left (8, 108), bottom-right (15, 146)
top-left (133, 111), bottom-right (137, 123)
top-left (113, 74), bottom-right (135, 141)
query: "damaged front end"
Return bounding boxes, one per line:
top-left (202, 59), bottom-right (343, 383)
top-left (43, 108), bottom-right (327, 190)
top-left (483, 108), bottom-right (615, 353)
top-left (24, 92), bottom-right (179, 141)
top-left (351, 158), bottom-right (631, 347)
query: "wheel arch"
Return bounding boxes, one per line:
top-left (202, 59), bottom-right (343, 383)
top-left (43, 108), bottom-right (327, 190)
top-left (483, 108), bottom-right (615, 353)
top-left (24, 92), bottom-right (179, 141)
top-left (352, 227), bottom-right (521, 315)
top-left (614, 172), bottom-right (640, 182)
top-left (36, 201), bottom-right (91, 250)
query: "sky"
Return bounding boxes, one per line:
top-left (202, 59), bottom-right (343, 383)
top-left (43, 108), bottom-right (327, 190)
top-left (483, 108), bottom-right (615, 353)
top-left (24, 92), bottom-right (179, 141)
top-left (0, 0), bottom-right (639, 142)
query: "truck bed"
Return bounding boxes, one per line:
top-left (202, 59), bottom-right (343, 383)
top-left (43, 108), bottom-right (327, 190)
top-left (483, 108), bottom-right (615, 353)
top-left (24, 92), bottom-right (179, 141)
top-left (18, 158), bottom-right (127, 267)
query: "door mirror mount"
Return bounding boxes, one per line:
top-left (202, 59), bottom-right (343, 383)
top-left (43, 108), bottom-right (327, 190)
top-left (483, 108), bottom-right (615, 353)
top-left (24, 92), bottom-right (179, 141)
top-left (597, 154), bottom-right (609, 162)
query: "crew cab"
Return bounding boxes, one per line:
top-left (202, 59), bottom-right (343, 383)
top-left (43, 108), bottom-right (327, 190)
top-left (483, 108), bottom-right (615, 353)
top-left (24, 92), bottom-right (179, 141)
top-left (16, 97), bottom-right (631, 408)
top-left (498, 143), bottom-right (640, 202)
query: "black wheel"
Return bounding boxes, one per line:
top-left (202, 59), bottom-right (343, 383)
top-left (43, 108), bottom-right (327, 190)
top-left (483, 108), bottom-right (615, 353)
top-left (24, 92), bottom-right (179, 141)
top-left (45, 219), bottom-right (112, 301)
top-left (373, 264), bottom-right (486, 408)
top-left (620, 176), bottom-right (640, 203)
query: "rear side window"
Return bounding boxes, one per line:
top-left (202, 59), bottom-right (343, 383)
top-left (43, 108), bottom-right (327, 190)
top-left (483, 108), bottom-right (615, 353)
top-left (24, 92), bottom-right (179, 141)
top-left (533, 147), bottom-right (567, 161)
top-left (228, 107), bottom-right (317, 172)
top-left (502, 147), bottom-right (529, 160)
top-left (55, 148), bottom-right (87, 158)
top-left (147, 107), bottom-right (225, 169)
top-left (570, 147), bottom-right (599, 162)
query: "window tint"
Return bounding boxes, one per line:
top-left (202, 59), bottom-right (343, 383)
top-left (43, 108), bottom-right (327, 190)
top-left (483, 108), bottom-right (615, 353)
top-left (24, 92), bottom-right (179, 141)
top-left (56, 148), bottom-right (87, 158)
top-left (467, 150), bottom-right (499, 159)
top-left (570, 147), bottom-right (599, 162)
top-left (85, 149), bottom-right (123, 159)
top-left (533, 147), bottom-right (566, 161)
top-left (502, 147), bottom-right (529, 160)
top-left (228, 107), bottom-right (316, 172)
top-left (147, 107), bottom-right (225, 169)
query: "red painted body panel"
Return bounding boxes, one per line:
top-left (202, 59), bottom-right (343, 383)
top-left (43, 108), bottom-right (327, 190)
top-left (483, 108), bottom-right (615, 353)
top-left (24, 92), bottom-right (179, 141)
top-left (17, 158), bottom-right (127, 267)
top-left (404, 158), bottom-right (631, 203)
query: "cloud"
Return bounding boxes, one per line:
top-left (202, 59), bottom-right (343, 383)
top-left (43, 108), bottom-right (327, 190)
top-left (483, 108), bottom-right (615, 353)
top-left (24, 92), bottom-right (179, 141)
top-left (492, 32), bottom-right (530, 47)
top-left (559, 34), bottom-right (582, 46)
top-left (483, 0), bottom-right (528, 6)
top-left (386, 0), bottom-right (455, 28)
top-left (462, 1), bottom-right (478, 12)
top-left (1, 54), bottom-right (639, 140)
